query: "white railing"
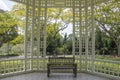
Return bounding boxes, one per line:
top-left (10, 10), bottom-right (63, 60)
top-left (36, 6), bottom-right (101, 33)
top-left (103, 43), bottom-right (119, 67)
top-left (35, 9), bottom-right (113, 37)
top-left (94, 59), bottom-right (120, 77)
top-left (0, 58), bottom-right (47, 76)
top-left (0, 58), bottom-right (25, 75)
top-left (0, 57), bottom-right (120, 79)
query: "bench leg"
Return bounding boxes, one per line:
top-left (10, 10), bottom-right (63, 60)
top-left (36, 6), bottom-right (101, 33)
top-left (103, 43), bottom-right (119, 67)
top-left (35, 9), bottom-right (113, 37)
top-left (47, 68), bottom-right (50, 77)
top-left (75, 64), bottom-right (77, 77)
top-left (73, 69), bottom-right (76, 77)
top-left (74, 69), bottom-right (77, 77)
top-left (73, 67), bottom-right (77, 77)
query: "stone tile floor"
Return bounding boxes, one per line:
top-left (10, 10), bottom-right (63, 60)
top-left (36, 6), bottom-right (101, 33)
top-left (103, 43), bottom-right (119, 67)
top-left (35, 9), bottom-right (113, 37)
top-left (0, 72), bottom-right (111, 80)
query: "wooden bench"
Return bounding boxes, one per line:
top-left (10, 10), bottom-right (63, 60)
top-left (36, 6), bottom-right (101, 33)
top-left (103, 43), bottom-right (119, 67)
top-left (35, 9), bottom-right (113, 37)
top-left (47, 56), bottom-right (77, 77)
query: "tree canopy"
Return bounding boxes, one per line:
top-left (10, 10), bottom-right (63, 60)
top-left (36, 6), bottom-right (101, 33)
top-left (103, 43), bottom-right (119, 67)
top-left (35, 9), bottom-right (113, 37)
top-left (10, 4), bottom-right (73, 55)
top-left (0, 11), bottom-right (18, 47)
top-left (95, 0), bottom-right (120, 55)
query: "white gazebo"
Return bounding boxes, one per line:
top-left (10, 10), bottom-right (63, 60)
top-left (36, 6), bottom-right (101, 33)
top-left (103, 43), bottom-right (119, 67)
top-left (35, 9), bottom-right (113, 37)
top-left (0, 0), bottom-right (120, 80)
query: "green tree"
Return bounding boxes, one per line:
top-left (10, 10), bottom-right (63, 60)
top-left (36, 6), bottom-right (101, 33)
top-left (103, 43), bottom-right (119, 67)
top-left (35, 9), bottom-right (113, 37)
top-left (10, 35), bottom-right (24, 45)
top-left (95, 28), bottom-right (110, 55)
top-left (0, 12), bottom-right (18, 47)
top-left (65, 34), bottom-right (72, 54)
top-left (46, 8), bottom-right (72, 54)
top-left (10, 4), bottom-right (26, 28)
top-left (11, 4), bottom-right (73, 55)
top-left (95, 0), bottom-right (120, 56)
top-left (95, 28), bottom-right (103, 50)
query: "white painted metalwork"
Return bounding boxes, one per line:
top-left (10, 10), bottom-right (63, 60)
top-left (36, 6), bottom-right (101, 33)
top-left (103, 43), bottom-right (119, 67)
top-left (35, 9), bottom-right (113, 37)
top-left (72, 0), bottom-right (75, 56)
top-left (24, 0), bottom-right (29, 71)
top-left (30, 0), bottom-right (35, 70)
top-left (43, 0), bottom-right (47, 71)
top-left (79, 0), bottom-right (82, 71)
top-left (91, 0), bottom-right (95, 72)
top-left (37, 0), bottom-right (41, 71)
top-left (0, 0), bottom-right (119, 80)
top-left (85, 0), bottom-right (88, 71)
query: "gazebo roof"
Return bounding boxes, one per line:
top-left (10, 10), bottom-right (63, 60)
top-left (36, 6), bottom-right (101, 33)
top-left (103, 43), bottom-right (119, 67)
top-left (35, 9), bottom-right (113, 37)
top-left (11, 0), bottom-right (109, 7)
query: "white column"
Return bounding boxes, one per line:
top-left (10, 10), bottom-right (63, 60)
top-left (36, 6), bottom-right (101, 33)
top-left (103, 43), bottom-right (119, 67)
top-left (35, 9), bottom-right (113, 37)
top-left (43, 0), bottom-right (47, 71)
top-left (37, 0), bottom-right (41, 70)
top-left (72, 0), bottom-right (75, 56)
top-left (79, 0), bottom-right (82, 71)
top-left (24, 0), bottom-right (29, 71)
top-left (85, 0), bottom-right (88, 71)
top-left (91, 0), bottom-right (95, 72)
top-left (44, 8), bottom-right (47, 58)
top-left (30, 0), bottom-right (35, 70)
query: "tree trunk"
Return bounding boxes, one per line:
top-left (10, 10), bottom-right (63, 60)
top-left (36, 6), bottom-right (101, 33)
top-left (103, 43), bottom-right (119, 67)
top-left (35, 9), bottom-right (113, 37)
top-left (0, 36), bottom-right (5, 48)
top-left (6, 43), bottom-right (10, 56)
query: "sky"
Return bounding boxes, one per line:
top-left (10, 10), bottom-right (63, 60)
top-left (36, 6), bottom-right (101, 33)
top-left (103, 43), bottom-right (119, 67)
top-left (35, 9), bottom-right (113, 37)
top-left (0, 0), bottom-right (9, 11)
top-left (0, 0), bottom-right (16, 11)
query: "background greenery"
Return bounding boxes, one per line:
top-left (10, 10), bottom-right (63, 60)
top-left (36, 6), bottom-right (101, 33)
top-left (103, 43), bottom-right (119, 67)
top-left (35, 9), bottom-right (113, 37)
top-left (0, 0), bottom-right (119, 57)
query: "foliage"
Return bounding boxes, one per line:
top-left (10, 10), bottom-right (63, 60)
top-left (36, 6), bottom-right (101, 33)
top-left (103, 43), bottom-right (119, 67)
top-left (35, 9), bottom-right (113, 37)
top-left (11, 44), bottom-right (24, 55)
top-left (46, 8), bottom-right (72, 54)
top-left (63, 34), bottom-right (72, 54)
top-left (10, 4), bottom-right (26, 28)
top-left (0, 12), bottom-right (18, 47)
top-left (95, 0), bottom-right (120, 55)
top-left (10, 4), bottom-right (73, 55)
top-left (0, 43), bottom-right (13, 55)
top-left (46, 23), bottom-right (61, 53)
top-left (0, 43), bottom-right (24, 56)
top-left (95, 27), bottom-right (118, 55)
top-left (10, 35), bottom-right (24, 45)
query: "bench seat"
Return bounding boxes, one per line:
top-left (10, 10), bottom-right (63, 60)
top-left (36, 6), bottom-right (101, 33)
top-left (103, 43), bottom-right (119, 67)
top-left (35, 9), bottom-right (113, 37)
top-left (47, 57), bottom-right (77, 77)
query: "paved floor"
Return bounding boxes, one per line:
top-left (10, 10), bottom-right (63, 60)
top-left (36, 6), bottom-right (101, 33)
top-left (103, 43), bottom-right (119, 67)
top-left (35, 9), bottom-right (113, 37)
top-left (0, 72), bottom-right (111, 80)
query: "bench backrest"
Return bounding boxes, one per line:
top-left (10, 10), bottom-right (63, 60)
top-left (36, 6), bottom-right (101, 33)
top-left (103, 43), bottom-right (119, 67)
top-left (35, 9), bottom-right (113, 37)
top-left (48, 57), bottom-right (75, 64)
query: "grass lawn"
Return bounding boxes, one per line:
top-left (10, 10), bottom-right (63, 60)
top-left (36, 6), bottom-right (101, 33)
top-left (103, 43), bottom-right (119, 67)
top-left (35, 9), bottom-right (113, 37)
top-left (95, 55), bottom-right (120, 61)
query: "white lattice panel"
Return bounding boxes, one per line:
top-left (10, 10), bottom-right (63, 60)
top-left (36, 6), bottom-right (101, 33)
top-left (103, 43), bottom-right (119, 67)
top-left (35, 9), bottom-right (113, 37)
top-left (11, 0), bottom-right (109, 7)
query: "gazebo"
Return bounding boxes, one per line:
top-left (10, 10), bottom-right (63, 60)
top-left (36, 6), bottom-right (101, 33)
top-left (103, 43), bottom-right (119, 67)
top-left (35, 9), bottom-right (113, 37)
top-left (0, 0), bottom-right (120, 80)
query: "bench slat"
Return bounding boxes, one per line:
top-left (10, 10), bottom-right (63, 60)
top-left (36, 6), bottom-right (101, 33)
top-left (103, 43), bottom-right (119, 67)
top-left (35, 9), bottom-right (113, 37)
top-left (47, 57), bottom-right (77, 77)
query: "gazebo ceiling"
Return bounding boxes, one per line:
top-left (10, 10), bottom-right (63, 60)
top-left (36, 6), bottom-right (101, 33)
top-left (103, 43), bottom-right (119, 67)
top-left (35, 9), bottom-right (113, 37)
top-left (11, 0), bottom-right (109, 7)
